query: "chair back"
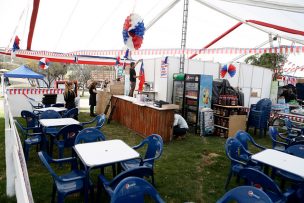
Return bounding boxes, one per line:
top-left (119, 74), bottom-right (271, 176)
top-left (62, 108), bottom-right (78, 118)
top-left (142, 134), bottom-right (163, 166)
top-left (268, 126), bottom-right (279, 148)
top-left (75, 127), bottom-right (106, 144)
top-left (110, 177), bottom-right (165, 203)
top-left (52, 103), bottom-right (64, 107)
top-left (216, 186), bottom-right (272, 203)
top-left (40, 110), bottom-right (62, 119)
top-left (57, 124), bottom-right (83, 148)
top-left (225, 138), bottom-right (247, 165)
top-left (21, 110), bottom-right (39, 129)
top-left (239, 168), bottom-right (283, 200)
top-left (38, 151), bottom-right (59, 181)
top-left (14, 120), bottom-right (26, 137)
top-left (286, 144), bottom-right (304, 158)
top-left (96, 114), bottom-right (106, 130)
top-left (235, 131), bottom-right (251, 150)
top-left (109, 166), bottom-right (154, 188)
top-left (284, 118), bottom-right (293, 131)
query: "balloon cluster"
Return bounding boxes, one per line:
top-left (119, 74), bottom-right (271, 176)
top-left (122, 13), bottom-right (145, 50)
top-left (39, 58), bottom-right (50, 70)
top-left (220, 64), bottom-right (236, 78)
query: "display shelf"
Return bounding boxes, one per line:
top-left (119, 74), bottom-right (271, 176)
top-left (214, 114), bottom-right (229, 119)
top-left (213, 104), bottom-right (244, 108)
top-left (185, 95), bottom-right (198, 99)
top-left (213, 103), bottom-right (247, 138)
top-left (214, 124), bottom-right (228, 130)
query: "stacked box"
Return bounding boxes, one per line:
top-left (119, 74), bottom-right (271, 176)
top-left (200, 108), bottom-right (214, 136)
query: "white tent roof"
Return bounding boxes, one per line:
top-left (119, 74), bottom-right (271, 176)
top-left (0, 0), bottom-right (303, 63)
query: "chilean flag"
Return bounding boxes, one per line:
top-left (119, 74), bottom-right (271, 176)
top-left (39, 58), bottom-right (50, 70)
top-left (138, 62), bottom-right (145, 92)
top-left (13, 36), bottom-right (20, 52)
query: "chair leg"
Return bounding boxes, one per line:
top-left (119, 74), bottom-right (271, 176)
top-left (51, 183), bottom-right (56, 203)
top-left (24, 144), bottom-right (30, 162)
top-left (151, 174), bottom-right (155, 186)
top-left (57, 192), bottom-right (65, 203)
top-left (254, 128), bottom-right (257, 136)
top-left (225, 170), bottom-right (233, 190)
top-left (112, 164), bottom-right (116, 177)
top-left (97, 178), bottom-right (101, 203)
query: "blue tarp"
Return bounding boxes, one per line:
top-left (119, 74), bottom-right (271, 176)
top-left (4, 65), bottom-right (44, 79)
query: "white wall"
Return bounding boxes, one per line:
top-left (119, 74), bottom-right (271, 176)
top-left (7, 93), bottom-right (64, 117)
top-left (134, 57), bottom-right (273, 107)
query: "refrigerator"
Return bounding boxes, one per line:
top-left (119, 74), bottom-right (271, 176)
top-left (172, 73), bottom-right (185, 110)
top-left (183, 74), bottom-right (213, 134)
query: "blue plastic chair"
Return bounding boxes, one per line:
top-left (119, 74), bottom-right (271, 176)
top-left (62, 108), bottom-right (79, 119)
top-left (40, 110), bottom-right (62, 119)
top-left (52, 103), bottom-right (65, 107)
top-left (53, 124), bottom-right (83, 159)
top-left (217, 186), bottom-right (273, 203)
top-left (21, 110), bottom-right (40, 133)
top-left (98, 166), bottom-right (154, 201)
top-left (15, 120), bottom-right (42, 162)
top-left (38, 151), bottom-right (93, 203)
top-left (247, 98), bottom-right (272, 137)
top-left (224, 137), bottom-right (261, 190)
top-left (81, 114), bottom-right (106, 130)
top-left (235, 131), bottom-right (266, 158)
top-left (284, 118), bottom-right (303, 138)
top-left (110, 177), bottom-right (165, 203)
top-left (74, 127), bottom-right (106, 144)
top-left (239, 168), bottom-right (294, 203)
top-left (268, 126), bottom-right (288, 151)
top-left (120, 134), bottom-right (163, 185)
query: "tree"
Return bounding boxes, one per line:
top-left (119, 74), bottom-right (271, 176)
top-left (68, 64), bottom-right (92, 96)
top-left (244, 53), bottom-right (288, 70)
top-left (25, 59), bottom-right (67, 87)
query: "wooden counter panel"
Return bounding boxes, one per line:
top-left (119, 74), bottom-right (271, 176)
top-left (112, 97), bottom-right (174, 142)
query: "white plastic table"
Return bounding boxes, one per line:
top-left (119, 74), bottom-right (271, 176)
top-left (34, 107), bottom-right (67, 112)
top-left (74, 139), bottom-right (140, 167)
top-left (39, 118), bottom-right (80, 127)
top-left (251, 149), bottom-right (304, 178)
top-left (73, 140), bottom-right (140, 203)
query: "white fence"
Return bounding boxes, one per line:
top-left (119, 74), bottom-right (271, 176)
top-left (4, 92), bottom-right (33, 203)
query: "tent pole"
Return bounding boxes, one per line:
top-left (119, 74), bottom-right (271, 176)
top-left (216, 0), bottom-right (304, 14)
top-left (145, 0), bottom-right (181, 31)
top-left (27, 0), bottom-right (40, 50)
top-left (194, 0), bottom-right (304, 45)
top-left (188, 21), bottom-right (243, 59)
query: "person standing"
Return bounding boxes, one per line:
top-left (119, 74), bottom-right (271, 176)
top-left (64, 81), bottom-right (76, 110)
top-left (128, 59), bottom-right (142, 97)
top-left (89, 81), bottom-right (98, 117)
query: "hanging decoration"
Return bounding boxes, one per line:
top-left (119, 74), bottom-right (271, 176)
top-left (220, 64), bottom-right (228, 78)
top-left (220, 64), bottom-right (236, 78)
top-left (122, 13), bottom-right (145, 50)
top-left (39, 57), bottom-right (50, 70)
top-left (13, 36), bottom-right (20, 52)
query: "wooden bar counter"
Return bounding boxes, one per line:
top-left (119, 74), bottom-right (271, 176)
top-left (111, 95), bottom-right (179, 143)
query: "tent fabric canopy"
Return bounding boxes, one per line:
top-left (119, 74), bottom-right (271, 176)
top-left (4, 65), bottom-right (44, 79)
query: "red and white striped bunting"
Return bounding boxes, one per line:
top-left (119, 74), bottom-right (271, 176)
top-left (2, 46), bottom-right (304, 58)
top-left (7, 88), bottom-right (63, 95)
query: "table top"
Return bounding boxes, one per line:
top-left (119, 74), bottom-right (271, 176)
top-left (251, 149), bottom-right (304, 178)
top-left (74, 139), bottom-right (140, 167)
top-left (113, 95), bottom-right (179, 111)
top-left (39, 118), bottom-right (80, 127)
top-left (35, 107), bottom-right (67, 112)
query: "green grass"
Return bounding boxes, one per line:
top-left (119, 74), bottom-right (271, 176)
top-left (0, 106), bottom-right (274, 203)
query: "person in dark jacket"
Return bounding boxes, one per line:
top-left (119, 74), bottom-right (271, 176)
top-left (89, 81), bottom-right (98, 117)
top-left (64, 81), bottom-right (76, 110)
